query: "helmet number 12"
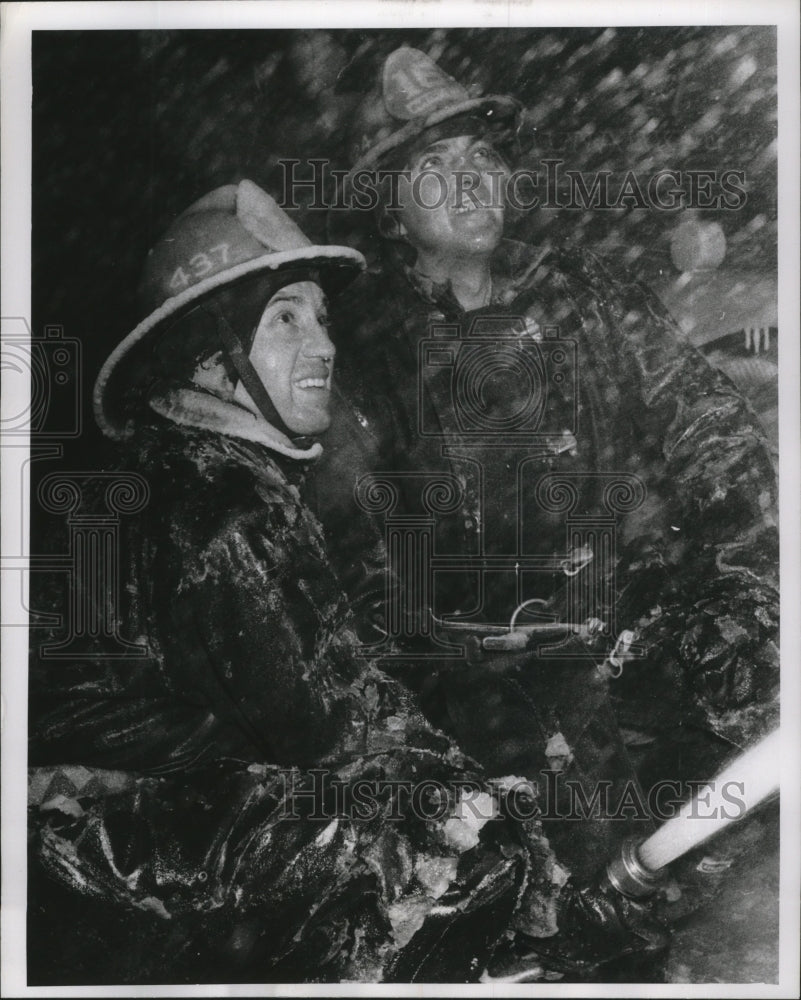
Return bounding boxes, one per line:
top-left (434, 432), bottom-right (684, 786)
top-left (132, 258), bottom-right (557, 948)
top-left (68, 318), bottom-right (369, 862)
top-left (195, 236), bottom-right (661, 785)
top-left (169, 243), bottom-right (231, 292)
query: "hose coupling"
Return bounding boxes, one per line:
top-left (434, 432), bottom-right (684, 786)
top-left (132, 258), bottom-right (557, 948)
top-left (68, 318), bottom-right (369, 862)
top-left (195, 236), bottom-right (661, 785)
top-left (605, 837), bottom-right (665, 899)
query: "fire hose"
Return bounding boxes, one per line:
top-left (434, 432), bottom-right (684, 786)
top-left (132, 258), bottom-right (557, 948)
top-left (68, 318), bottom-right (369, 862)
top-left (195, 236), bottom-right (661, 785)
top-left (481, 728), bottom-right (783, 982)
top-left (604, 726), bottom-right (781, 897)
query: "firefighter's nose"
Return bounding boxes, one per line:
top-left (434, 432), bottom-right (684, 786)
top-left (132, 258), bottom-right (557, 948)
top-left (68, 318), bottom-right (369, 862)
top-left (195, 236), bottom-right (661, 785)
top-left (304, 318), bottom-right (336, 360)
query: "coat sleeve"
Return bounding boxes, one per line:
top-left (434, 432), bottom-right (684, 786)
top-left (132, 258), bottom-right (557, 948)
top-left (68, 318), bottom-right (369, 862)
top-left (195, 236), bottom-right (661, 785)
top-left (575, 251), bottom-right (779, 738)
top-left (156, 485), bottom-right (457, 769)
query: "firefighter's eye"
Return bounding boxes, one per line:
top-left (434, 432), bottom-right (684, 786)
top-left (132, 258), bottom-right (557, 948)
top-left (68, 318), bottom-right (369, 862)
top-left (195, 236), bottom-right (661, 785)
top-left (419, 153), bottom-right (443, 170)
top-left (318, 313), bottom-right (331, 328)
top-left (473, 145), bottom-right (495, 162)
top-left (276, 310), bottom-right (295, 325)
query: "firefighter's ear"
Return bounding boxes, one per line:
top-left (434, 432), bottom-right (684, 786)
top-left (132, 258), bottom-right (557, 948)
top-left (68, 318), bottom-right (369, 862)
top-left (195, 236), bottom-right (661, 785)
top-left (377, 206), bottom-right (406, 243)
top-left (191, 350), bottom-right (235, 399)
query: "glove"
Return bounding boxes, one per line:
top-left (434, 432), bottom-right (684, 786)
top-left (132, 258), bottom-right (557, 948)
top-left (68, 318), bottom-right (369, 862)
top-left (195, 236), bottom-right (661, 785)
top-left (514, 872), bottom-right (670, 976)
top-left (560, 872), bottom-right (668, 956)
top-left (682, 614), bottom-right (778, 712)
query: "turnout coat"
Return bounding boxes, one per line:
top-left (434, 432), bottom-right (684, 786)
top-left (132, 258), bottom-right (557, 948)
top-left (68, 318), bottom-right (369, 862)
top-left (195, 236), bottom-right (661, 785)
top-left (315, 239), bottom-right (780, 826)
top-left (28, 386), bottom-right (567, 984)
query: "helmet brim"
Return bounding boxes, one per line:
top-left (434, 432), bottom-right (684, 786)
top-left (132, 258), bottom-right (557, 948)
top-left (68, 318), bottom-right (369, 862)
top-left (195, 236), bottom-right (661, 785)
top-left (94, 245), bottom-right (365, 440)
top-left (349, 94), bottom-right (522, 178)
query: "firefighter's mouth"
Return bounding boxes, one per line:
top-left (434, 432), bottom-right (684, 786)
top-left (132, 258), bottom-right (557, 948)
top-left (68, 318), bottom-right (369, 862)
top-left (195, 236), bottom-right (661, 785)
top-left (295, 375), bottom-right (330, 391)
top-left (451, 200), bottom-right (482, 215)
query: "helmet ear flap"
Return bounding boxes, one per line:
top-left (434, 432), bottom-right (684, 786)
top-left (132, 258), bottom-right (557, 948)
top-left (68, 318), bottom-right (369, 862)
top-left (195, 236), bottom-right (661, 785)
top-left (150, 305), bottom-right (221, 383)
top-left (134, 283), bottom-right (258, 396)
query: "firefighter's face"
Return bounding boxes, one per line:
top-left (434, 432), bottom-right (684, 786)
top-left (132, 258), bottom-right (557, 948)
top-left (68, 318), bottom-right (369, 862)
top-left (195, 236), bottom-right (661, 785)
top-left (397, 134), bottom-right (506, 260)
top-left (238, 281), bottom-right (335, 435)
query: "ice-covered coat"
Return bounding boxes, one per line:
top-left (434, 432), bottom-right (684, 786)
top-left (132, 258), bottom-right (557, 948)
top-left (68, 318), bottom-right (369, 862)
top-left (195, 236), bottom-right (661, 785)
top-left (28, 385), bottom-right (565, 984)
top-left (317, 241), bottom-right (780, 751)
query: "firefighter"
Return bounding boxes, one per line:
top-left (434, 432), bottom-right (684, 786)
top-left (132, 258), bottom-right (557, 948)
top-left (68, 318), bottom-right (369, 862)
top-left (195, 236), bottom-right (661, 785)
top-left (313, 46), bottom-right (780, 881)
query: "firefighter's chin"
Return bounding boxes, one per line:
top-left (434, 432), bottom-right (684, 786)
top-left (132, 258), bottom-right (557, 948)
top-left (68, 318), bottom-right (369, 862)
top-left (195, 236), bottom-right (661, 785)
top-left (231, 379), bottom-right (331, 437)
top-left (285, 382), bottom-right (333, 436)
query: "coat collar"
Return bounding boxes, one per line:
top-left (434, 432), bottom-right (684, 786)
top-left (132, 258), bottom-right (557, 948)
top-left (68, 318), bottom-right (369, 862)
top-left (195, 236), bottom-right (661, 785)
top-left (397, 238), bottom-right (552, 316)
top-left (148, 385), bottom-right (323, 462)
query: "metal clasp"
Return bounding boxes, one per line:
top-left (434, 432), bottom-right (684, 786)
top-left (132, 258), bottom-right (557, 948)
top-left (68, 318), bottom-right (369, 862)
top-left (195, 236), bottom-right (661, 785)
top-left (602, 629), bottom-right (635, 679)
top-left (560, 544), bottom-right (594, 577)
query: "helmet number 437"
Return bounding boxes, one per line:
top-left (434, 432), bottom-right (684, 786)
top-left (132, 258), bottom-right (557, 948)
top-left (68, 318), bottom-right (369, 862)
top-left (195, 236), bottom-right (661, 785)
top-left (169, 243), bottom-right (231, 292)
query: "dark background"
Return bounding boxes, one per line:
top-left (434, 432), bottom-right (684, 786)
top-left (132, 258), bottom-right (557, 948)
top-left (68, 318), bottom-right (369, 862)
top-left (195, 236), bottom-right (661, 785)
top-left (32, 26), bottom-right (777, 464)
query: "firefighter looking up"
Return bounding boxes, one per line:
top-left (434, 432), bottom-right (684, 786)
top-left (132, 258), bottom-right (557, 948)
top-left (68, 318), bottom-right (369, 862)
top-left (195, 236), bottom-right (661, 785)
top-left (314, 46), bottom-right (780, 881)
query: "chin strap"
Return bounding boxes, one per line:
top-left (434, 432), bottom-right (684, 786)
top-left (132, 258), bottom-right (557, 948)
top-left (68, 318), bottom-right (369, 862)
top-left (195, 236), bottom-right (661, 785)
top-left (205, 299), bottom-right (313, 449)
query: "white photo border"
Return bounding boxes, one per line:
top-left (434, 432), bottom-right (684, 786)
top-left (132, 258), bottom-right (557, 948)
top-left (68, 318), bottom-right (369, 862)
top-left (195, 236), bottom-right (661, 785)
top-left (2, 2), bottom-right (799, 997)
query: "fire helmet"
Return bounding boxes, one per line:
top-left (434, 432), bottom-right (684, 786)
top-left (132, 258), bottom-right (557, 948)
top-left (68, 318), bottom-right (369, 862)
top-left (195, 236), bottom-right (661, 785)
top-left (348, 46), bottom-right (522, 176)
top-left (94, 179), bottom-right (365, 439)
